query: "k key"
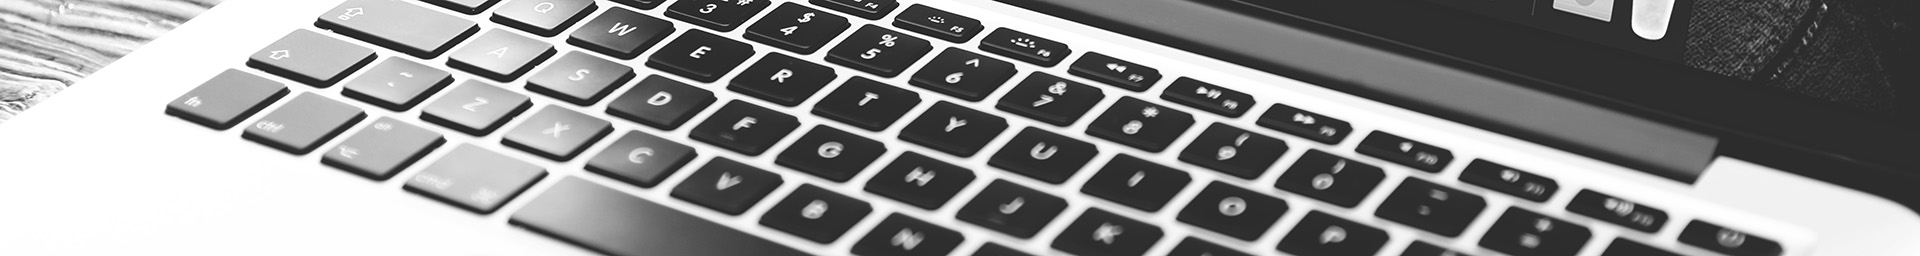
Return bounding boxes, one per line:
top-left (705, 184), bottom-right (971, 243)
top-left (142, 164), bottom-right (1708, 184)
top-left (957, 179), bottom-right (1066, 238)
top-left (1053, 208), bottom-right (1162, 256)
top-left (745, 3), bottom-right (850, 54)
top-left (671, 158), bottom-right (784, 215)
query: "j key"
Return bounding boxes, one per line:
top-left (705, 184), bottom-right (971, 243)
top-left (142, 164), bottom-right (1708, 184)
top-left (1053, 208), bottom-right (1162, 256)
top-left (1068, 52), bottom-right (1160, 91)
top-left (403, 144), bottom-right (546, 213)
top-left (1257, 103), bottom-right (1352, 144)
top-left (1680, 220), bottom-right (1781, 256)
top-left (528, 51), bottom-right (635, 105)
top-left (1275, 150), bottom-right (1385, 208)
top-left (1402, 241), bottom-right (1474, 256)
top-left (666, 0), bottom-right (771, 31)
top-left (1567, 190), bottom-right (1666, 233)
top-left (1277, 211), bottom-right (1389, 256)
top-left (1086, 97), bottom-right (1193, 152)
top-left (1162, 77), bottom-right (1253, 117)
top-left (449, 29), bottom-right (556, 81)
top-left (853, 213), bottom-right (963, 256)
top-left (980, 28), bottom-right (1070, 66)
top-left (503, 105), bottom-right (614, 160)
top-left (318, 0), bottom-right (478, 58)
top-left (988, 127), bottom-right (1098, 184)
top-left (1480, 207), bottom-right (1591, 256)
top-left (998, 72), bottom-right (1104, 126)
top-left (1358, 131), bottom-right (1454, 172)
top-left (586, 130), bottom-right (697, 187)
top-left (1177, 182), bottom-right (1287, 241)
top-left (492, 0), bottom-right (595, 36)
top-left (671, 158), bottom-right (784, 215)
top-left (898, 101), bottom-right (1008, 157)
top-left (1602, 238), bottom-right (1680, 256)
top-left (812, 77), bottom-right (920, 131)
top-left (606, 75), bottom-right (716, 129)
top-left (567, 7), bottom-right (674, 59)
top-left (1168, 237), bottom-right (1250, 256)
top-left (689, 101), bottom-right (798, 156)
top-left (776, 126), bottom-right (886, 182)
top-left (813, 0), bottom-right (897, 20)
top-left (973, 243), bottom-right (1032, 256)
top-left (827, 25), bottom-right (933, 77)
top-left (745, 3), bottom-right (851, 54)
top-left (1082, 154), bottom-right (1190, 212)
top-left (322, 117), bottom-right (445, 180)
top-left (957, 179), bottom-right (1066, 238)
top-left (729, 53), bottom-right (837, 106)
top-left (893, 4), bottom-right (980, 43)
top-left (342, 58), bottom-right (453, 110)
top-left (610, 0), bottom-right (666, 9)
top-left (420, 0), bottom-right (500, 14)
top-left (1179, 123), bottom-right (1287, 179)
top-left (1375, 178), bottom-right (1487, 237)
top-left (510, 177), bottom-right (807, 256)
top-left (166, 69), bottom-right (287, 130)
top-left (647, 30), bottom-right (755, 82)
top-left (243, 93), bottom-right (366, 154)
top-left (247, 30), bottom-right (374, 86)
top-left (761, 184), bottom-right (872, 243)
top-left (1459, 160), bottom-right (1558, 202)
top-left (910, 48), bottom-right (1016, 101)
top-left (421, 81), bottom-right (532, 135)
top-left (865, 152), bottom-right (976, 209)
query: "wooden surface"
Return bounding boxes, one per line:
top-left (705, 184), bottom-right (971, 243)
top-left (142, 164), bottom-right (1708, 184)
top-left (0, 0), bottom-right (221, 123)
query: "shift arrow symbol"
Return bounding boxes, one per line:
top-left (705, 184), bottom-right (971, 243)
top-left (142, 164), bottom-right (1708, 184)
top-left (269, 50), bottom-right (291, 60)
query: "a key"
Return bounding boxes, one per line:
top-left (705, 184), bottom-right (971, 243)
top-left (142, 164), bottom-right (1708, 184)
top-left (1479, 207), bottom-right (1591, 256)
top-left (1458, 160), bottom-right (1558, 202)
top-left (341, 58), bottom-right (453, 110)
top-left (865, 152), bottom-right (975, 209)
top-left (421, 81), bottom-right (532, 135)
top-left (1086, 96), bottom-right (1193, 152)
top-left (812, 77), bottom-right (921, 131)
top-left (322, 117), bottom-right (445, 180)
top-left (586, 130), bottom-right (697, 187)
top-left (1081, 154), bottom-right (1190, 212)
top-left (1602, 238), bottom-right (1680, 256)
top-left (1168, 237), bottom-right (1250, 256)
top-left (973, 243), bottom-right (1032, 256)
top-left (567, 7), bottom-right (675, 59)
top-left (666, 0), bottom-right (772, 31)
top-left (646, 30), bottom-right (755, 82)
top-left (1178, 181), bottom-right (1287, 241)
top-left (166, 69), bottom-right (287, 129)
top-left (247, 30), bottom-right (374, 86)
top-left (745, 3), bottom-right (851, 54)
top-left (670, 157), bottom-right (784, 215)
top-left (1053, 208), bottom-right (1162, 256)
top-left (610, 0), bottom-right (666, 9)
top-left (1679, 220), bottom-right (1781, 256)
top-left (957, 179), bottom-right (1066, 238)
top-left (510, 177), bottom-right (807, 256)
top-left (729, 53), bottom-right (837, 106)
top-left (1403, 241), bottom-right (1474, 256)
top-left (528, 51), bottom-right (635, 105)
top-left (893, 4), bottom-right (980, 43)
top-left (997, 72), bottom-right (1103, 126)
top-left (1161, 77), bottom-right (1253, 117)
top-left (503, 105), bottom-right (613, 160)
top-left (1274, 150), bottom-right (1385, 208)
top-left (1567, 190), bottom-right (1666, 233)
top-left (776, 126), bottom-right (886, 182)
top-left (492, 0), bottom-right (595, 36)
top-left (988, 127), bottom-right (1097, 184)
top-left (1257, 103), bottom-right (1352, 144)
top-left (852, 213), bottom-right (963, 256)
top-left (1277, 211), bottom-right (1390, 256)
top-left (1068, 52), bottom-right (1160, 91)
top-left (827, 25), bottom-right (933, 77)
top-left (898, 101), bottom-right (1008, 157)
top-left (910, 48), bottom-right (1016, 101)
top-left (761, 184), bottom-right (872, 243)
top-left (1358, 131), bottom-right (1454, 172)
top-left (243, 92), bottom-right (366, 154)
top-left (421, 0), bottom-right (501, 14)
top-left (606, 75), bottom-right (715, 129)
top-left (813, 0), bottom-right (897, 20)
top-left (980, 28), bottom-right (1070, 66)
top-left (1375, 178), bottom-right (1487, 237)
top-left (689, 101), bottom-right (799, 156)
top-left (449, 29), bottom-right (557, 81)
top-left (403, 144), bottom-right (546, 213)
top-left (318, 0), bottom-right (479, 58)
top-left (1180, 123), bottom-right (1287, 179)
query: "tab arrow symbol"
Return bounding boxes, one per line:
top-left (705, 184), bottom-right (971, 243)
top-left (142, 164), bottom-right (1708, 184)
top-left (715, 172), bottom-right (743, 190)
top-left (269, 50), bottom-right (291, 60)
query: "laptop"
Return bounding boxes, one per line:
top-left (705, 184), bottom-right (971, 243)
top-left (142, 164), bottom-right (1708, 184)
top-left (1, 0), bottom-right (1915, 254)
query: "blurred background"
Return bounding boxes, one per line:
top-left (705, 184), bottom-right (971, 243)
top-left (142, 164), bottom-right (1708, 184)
top-left (0, 0), bottom-right (221, 122)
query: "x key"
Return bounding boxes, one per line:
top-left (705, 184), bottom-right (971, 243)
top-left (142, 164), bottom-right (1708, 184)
top-left (505, 105), bottom-right (613, 160)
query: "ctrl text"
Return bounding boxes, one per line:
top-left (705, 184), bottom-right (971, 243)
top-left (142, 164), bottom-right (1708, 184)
top-left (254, 121), bottom-right (287, 133)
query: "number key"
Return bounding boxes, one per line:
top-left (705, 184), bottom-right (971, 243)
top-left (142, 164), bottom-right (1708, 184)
top-left (1274, 150), bottom-right (1385, 208)
top-left (910, 48), bottom-right (1015, 101)
top-left (1177, 182), bottom-right (1287, 241)
top-left (745, 3), bottom-right (850, 54)
top-left (1179, 123), bottom-right (1287, 179)
top-left (1085, 97), bottom-right (1193, 152)
top-left (996, 72), bottom-right (1103, 126)
top-left (666, 0), bottom-right (771, 31)
top-left (827, 25), bottom-right (932, 77)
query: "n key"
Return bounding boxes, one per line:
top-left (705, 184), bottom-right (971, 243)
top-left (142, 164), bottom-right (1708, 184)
top-left (898, 101), bottom-right (1008, 157)
top-left (671, 158), bottom-right (783, 215)
top-left (244, 92), bottom-right (366, 154)
top-left (957, 179), bottom-right (1065, 238)
top-left (988, 127), bottom-right (1097, 184)
top-left (852, 213), bottom-right (963, 256)
top-left (1053, 208), bottom-right (1162, 256)
top-left (247, 30), bottom-right (374, 86)
top-left (666, 0), bottom-right (773, 32)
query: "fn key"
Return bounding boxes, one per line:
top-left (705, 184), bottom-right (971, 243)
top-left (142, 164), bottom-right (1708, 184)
top-left (167, 69), bottom-right (288, 129)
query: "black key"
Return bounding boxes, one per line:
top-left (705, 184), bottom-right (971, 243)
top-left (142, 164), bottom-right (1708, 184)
top-left (1602, 238), bottom-right (1680, 256)
top-left (893, 4), bottom-right (980, 43)
top-left (898, 101), bottom-right (1008, 157)
top-left (1275, 150), bottom-right (1385, 208)
top-left (865, 152), bottom-right (975, 209)
top-left (341, 58), bottom-right (453, 110)
top-left (586, 130), bottom-right (697, 187)
top-left (449, 29), bottom-right (557, 81)
top-left (1085, 97), bottom-right (1193, 152)
top-left (528, 52), bottom-right (635, 105)
top-left (826, 25), bottom-right (933, 77)
top-left (510, 177), bottom-right (807, 256)
top-left (1480, 207), bottom-right (1591, 256)
top-left (973, 243), bottom-right (1032, 256)
top-left (776, 126), bottom-right (886, 182)
top-left (979, 28), bottom-right (1069, 66)
top-left (1358, 131), bottom-right (1454, 172)
top-left (492, 0), bottom-right (596, 36)
top-left (1567, 190), bottom-right (1667, 233)
top-left (670, 158), bottom-right (784, 215)
top-left (909, 48), bottom-right (1016, 101)
top-left (1161, 77), bottom-right (1253, 117)
top-left (1168, 237), bottom-right (1250, 256)
top-left (990, 128), bottom-right (1098, 184)
top-left (322, 117), bottom-right (445, 180)
top-left (247, 30), bottom-right (374, 86)
top-left (956, 179), bottom-right (1065, 238)
top-left (421, 81), bottom-right (533, 135)
top-left (1177, 182), bottom-right (1287, 241)
top-left (606, 75), bottom-right (715, 129)
top-left (646, 30), bottom-right (755, 82)
top-left (610, 0), bottom-right (666, 9)
top-left (730, 53), bottom-right (837, 106)
top-left (688, 101), bottom-right (798, 156)
top-left (1068, 52), bottom-right (1160, 91)
top-left (1459, 160), bottom-right (1557, 202)
top-left (666, 0), bottom-right (772, 31)
top-left (403, 144), bottom-right (546, 213)
top-left (1277, 211), bottom-right (1390, 256)
top-left (1052, 208), bottom-right (1162, 256)
top-left (243, 93), bottom-right (366, 154)
top-left (567, 7), bottom-right (675, 59)
top-left (1679, 220), bottom-right (1781, 256)
top-left (813, 0), bottom-right (897, 20)
top-left (997, 73), bottom-right (1103, 126)
top-left (1179, 123), bottom-right (1287, 179)
top-left (503, 106), bottom-right (614, 160)
top-left (1401, 241), bottom-right (1473, 256)
top-left (813, 77), bottom-right (920, 131)
top-left (1257, 103), bottom-right (1352, 144)
top-left (166, 69), bottom-right (287, 130)
top-left (421, 0), bottom-right (500, 14)
top-left (853, 213), bottom-right (963, 256)
top-left (761, 184), bottom-right (872, 243)
top-left (318, 0), bottom-right (479, 58)
top-left (1375, 178), bottom-right (1487, 237)
top-left (1081, 154), bottom-right (1190, 212)
top-left (745, 3), bottom-right (851, 54)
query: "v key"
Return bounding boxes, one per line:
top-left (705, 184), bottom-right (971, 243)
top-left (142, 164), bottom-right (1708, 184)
top-left (672, 158), bottom-right (782, 215)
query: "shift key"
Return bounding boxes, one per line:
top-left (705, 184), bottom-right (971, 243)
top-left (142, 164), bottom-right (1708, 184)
top-left (317, 0), bottom-right (479, 58)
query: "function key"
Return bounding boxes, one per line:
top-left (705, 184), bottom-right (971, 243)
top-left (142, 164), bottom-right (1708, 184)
top-left (1458, 160), bottom-right (1558, 202)
top-left (611, 0), bottom-right (666, 9)
top-left (1374, 178), bottom-right (1487, 237)
top-left (988, 127), bottom-right (1099, 184)
top-left (909, 48), bottom-right (1016, 102)
top-left (688, 101), bottom-right (799, 156)
top-left (341, 58), bottom-right (454, 111)
top-left (1085, 96), bottom-right (1194, 152)
top-left (1179, 123), bottom-right (1287, 179)
top-left (1602, 238), bottom-right (1681, 256)
top-left (421, 81), bottom-right (533, 135)
top-left (760, 184), bottom-right (872, 244)
top-left (1081, 154), bottom-right (1191, 212)
top-left (606, 75), bottom-right (716, 130)
top-left (243, 93), bottom-right (366, 154)
top-left (248, 30), bottom-right (375, 87)
top-left (980, 28), bottom-right (1071, 66)
top-left (1257, 103), bottom-right (1352, 144)
top-left (322, 117), bottom-right (445, 180)
top-left (958, 179), bottom-right (1067, 238)
top-left (510, 177), bottom-right (807, 256)
top-left (813, 0), bottom-right (898, 20)
top-left (646, 30), bottom-right (755, 83)
top-left (166, 69), bottom-right (288, 130)
top-left (567, 6), bottom-right (674, 59)
top-left (776, 126), bottom-right (887, 182)
top-left (1567, 190), bottom-right (1667, 233)
top-left (1679, 220), bottom-right (1781, 256)
top-left (527, 51), bottom-right (636, 105)
top-left (728, 53), bottom-right (838, 106)
top-left (317, 0), bottom-right (478, 58)
top-left (1068, 52), bottom-right (1161, 91)
top-left (421, 0), bottom-right (502, 14)
top-left (491, 0), bottom-right (596, 36)
top-left (827, 25), bottom-right (934, 77)
top-left (1357, 131), bottom-right (1454, 172)
top-left (1161, 77), bottom-right (1253, 117)
top-left (1274, 150), bottom-right (1385, 208)
top-left (502, 105), bottom-right (614, 161)
top-left (586, 130), bottom-right (697, 187)
top-left (1480, 207), bottom-right (1591, 256)
top-left (893, 4), bottom-right (981, 43)
top-left (1177, 182), bottom-right (1287, 241)
top-left (997, 72), bottom-right (1104, 126)
top-left (852, 213), bottom-right (964, 256)
top-left (1167, 237), bottom-right (1250, 256)
top-left (670, 158), bottom-right (784, 215)
top-left (404, 144), bottom-right (546, 213)
top-left (1277, 211), bottom-right (1389, 256)
top-left (864, 152), bottom-right (976, 209)
top-left (666, 0), bottom-right (773, 31)
top-left (813, 77), bottom-right (921, 131)
top-left (1402, 241), bottom-right (1474, 256)
top-left (1052, 208), bottom-right (1163, 256)
top-left (745, 3), bottom-right (852, 54)
top-left (448, 29), bottom-right (556, 81)
top-left (898, 101), bottom-right (1008, 157)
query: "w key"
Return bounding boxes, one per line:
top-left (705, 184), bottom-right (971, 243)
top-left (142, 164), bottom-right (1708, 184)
top-left (568, 7), bottom-right (674, 59)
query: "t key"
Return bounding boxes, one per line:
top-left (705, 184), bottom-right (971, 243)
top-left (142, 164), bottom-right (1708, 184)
top-left (812, 77), bottom-right (920, 131)
top-left (247, 29), bottom-right (374, 86)
top-left (689, 101), bottom-right (799, 156)
top-left (898, 101), bottom-right (1008, 157)
top-left (243, 92), bottom-right (366, 154)
top-left (957, 179), bottom-right (1066, 238)
top-left (166, 69), bottom-right (287, 130)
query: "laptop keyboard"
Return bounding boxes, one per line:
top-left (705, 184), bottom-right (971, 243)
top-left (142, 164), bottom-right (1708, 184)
top-left (159, 0), bottom-right (1791, 255)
